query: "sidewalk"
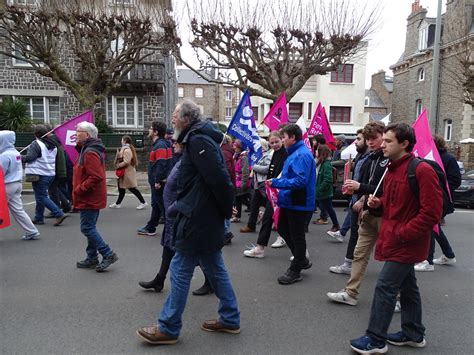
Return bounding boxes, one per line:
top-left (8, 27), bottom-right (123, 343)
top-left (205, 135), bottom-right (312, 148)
top-left (22, 171), bottom-right (151, 195)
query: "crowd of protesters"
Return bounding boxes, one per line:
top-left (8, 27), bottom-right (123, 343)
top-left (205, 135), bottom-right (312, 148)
top-left (0, 98), bottom-right (464, 354)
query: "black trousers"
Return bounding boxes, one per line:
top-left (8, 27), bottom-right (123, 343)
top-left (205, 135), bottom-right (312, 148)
top-left (247, 189), bottom-right (268, 229)
top-left (345, 210), bottom-right (361, 260)
top-left (116, 187), bottom-right (146, 204)
top-left (235, 193), bottom-right (250, 218)
top-left (278, 208), bottom-right (311, 272)
top-left (256, 200), bottom-right (274, 246)
top-left (146, 185), bottom-right (165, 232)
top-left (156, 245), bottom-right (175, 279)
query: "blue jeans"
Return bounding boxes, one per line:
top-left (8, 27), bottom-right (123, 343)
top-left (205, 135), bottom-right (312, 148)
top-left (158, 251), bottom-right (240, 338)
top-left (318, 198), bottom-right (340, 227)
top-left (427, 226), bottom-right (455, 264)
top-left (32, 175), bottom-right (64, 221)
top-left (367, 261), bottom-right (425, 342)
top-left (80, 210), bottom-right (112, 259)
top-left (224, 218), bottom-right (231, 234)
top-left (339, 209), bottom-right (352, 236)
top-left (146, 185), bottom-right (164, 233)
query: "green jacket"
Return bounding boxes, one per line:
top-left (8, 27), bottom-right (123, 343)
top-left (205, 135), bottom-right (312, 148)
top-left (316, 160), bottom-right (333, 200)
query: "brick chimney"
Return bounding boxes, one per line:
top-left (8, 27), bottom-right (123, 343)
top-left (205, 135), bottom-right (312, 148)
top-left (411, 0), bottom-right (422, 14)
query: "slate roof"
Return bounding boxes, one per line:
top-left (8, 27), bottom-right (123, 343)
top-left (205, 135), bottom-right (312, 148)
top-left (365, 89), bottom-right (385, 108)
top-left (177, 69), bottom-right (214, 85)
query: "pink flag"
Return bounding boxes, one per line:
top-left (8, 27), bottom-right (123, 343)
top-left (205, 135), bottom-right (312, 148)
top-left (54, 110), bottom-right (94, 163)
top-left (0, 168), bottom-right (11, 229)
top-left (295, 115), bottom-right (311, 151)
top-left (412, 109), bottom-right (446, 234)
top-left (265, 183), bottom-right (280, 229)
top-left (308, 103), bottom-right (336, 150)
top-left (263, 92), bottom-right (289, 131)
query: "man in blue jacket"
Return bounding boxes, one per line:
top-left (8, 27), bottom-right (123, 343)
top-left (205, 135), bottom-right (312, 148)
top-left (136, 100), bottom-right (239, 345)
top-left (268, 124), bottom-right (317, 284)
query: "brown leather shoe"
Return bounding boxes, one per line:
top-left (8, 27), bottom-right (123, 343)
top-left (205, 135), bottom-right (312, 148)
top-left (239, 226), bottom-right (255, 233)
top-left (201, 320), bottom-right (240, 334)
top-left (136, 326), bottom-right (178, 345)
top-left (54, 214), bottom-right (68, 226)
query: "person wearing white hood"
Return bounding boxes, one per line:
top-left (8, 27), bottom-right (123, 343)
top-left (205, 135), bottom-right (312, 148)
top-left (0, 130), bottom-right (40, 240)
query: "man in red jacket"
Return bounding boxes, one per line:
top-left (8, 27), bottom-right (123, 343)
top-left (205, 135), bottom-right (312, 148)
top-left (74, 122), bottom-right (118, 272)
top-left (350, 123), bottom-right (443, 354)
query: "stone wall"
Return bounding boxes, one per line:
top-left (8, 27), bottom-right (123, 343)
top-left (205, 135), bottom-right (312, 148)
top-left (370, 71), bottom-right (392, 111)
top-left (459, 142), bottom-right (474, 170)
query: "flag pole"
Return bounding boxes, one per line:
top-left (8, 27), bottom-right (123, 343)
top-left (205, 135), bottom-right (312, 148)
top-left (18, 127), bottom-right (56, 154)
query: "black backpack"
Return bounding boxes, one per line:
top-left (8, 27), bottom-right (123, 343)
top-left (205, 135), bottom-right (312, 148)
top-left (407, 157), bottom-right (454, 217)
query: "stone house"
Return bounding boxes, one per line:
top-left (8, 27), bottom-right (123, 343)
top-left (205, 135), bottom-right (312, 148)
top-left (364, 70), bottom-right (393, 121)
top-left (0, 0), bottom-right (177, 132)
top-left (390, 0), bottom-right (473, 146)
top-left (177, 68), bottom-right (240, 123)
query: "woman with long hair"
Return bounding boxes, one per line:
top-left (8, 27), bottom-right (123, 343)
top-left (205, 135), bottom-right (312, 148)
top-left (315, 144), bottom-right (340, 232)
top-left (109, 135), bottom-right (147, 210)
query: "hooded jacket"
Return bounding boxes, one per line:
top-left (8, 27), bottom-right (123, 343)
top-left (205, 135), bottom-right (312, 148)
top-left (374, 153), bottom-right (443, 264)
top-left (271, 140), bottom-right (317, 212)
top-left (172, 119), bottom-right (234, 255)
top-left (147, 137), bottom-right (173, 186)
top-left (72, 138), bottom-right (107, 210)
top-left (0, 131), bottom-right (23, 184)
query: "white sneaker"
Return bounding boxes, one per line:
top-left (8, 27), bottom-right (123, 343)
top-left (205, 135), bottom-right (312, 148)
top-left (243, 246), bottom-right (264, 258)
top-left (414, 260), bottom-right (434, 272)
top-left (21, 232), bottom-right (40, 240)
top-left (433, 255), bottom-right (456, 265)
top-left (327, 230), bottom-right (344, 242)
top-left (329, 263), bottom-right (352, 275)
top-left (271, 236), bottom-right (286, 248)
top-left (109, 203), bottom-right (121, 209)
top-left (327, 290), bottom-right (358, 306)
top-left (136, 202), bottom-right (148, 210)
top-left (290, 249), bottom-right (310, 261)
top-left (394, 300), bottom-right (401, 313)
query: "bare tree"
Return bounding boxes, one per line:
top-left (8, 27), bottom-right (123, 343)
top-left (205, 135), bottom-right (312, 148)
top-left (0, 0), bottom-right (173, 109)
top-left (164, 0), bottom-right (380, 102)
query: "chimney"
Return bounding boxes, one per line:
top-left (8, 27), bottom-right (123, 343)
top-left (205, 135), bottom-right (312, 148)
top-left (411, 0), bottom-right (422, 14)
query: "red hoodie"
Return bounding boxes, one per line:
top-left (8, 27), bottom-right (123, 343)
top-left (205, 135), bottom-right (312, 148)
top-left (375, 153), bottom-right (443, 264)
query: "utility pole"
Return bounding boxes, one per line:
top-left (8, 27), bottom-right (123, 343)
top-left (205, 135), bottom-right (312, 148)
top-left (429, 0), bottom-right (442, 133)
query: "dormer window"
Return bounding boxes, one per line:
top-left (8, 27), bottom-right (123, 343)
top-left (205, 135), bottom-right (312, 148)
top-left (418, 68), bottom-right (425, 81)
top-left (419, 23), bottom-right (436, 50)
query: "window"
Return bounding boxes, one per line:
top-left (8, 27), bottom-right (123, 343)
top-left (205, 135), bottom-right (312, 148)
top-left (419, 26), bottom-right (428, 50)
top-left (197, 105), bottom-right (204, 114)
top-left (418, 68), bottom-right (425, 81)
top-left (288, 103), bottom-right (303, 122)
top-left (364, 96), bottom-right (370, 107)
top-left (415, 99), bottom-right (423, 118)
top-left (444, 119), bottom-right (452, 142)
top-left (330, 64), bottom-right (353, 83)
top-left (329, 106), bottom-right (351, 123)
top-left (195, 87), bottom-right (203, 98)
top-left (12, 44), bottom-right (32, 67)
top-left (109, 0), bottom-right (134, 5)
top-left (225, 89), bottom-right (232, 101)
top-left (178, 87), bottom-right (184, 98)
top-left (225, 107), bottom-right (233, 119)
top-left (106, 96), bottom-right (144, 128)
top-left (9, 0), bottom-right (38, 5)
top-left (16, 96), bottom-right (60, 126)
top-left (307, 102), bottom-right (313, 121)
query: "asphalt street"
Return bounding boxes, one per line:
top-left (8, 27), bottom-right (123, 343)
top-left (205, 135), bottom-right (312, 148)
top-left (1, 194), bottom-right (473, 354)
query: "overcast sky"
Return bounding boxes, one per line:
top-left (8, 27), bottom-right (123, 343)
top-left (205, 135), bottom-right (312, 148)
top-left (174, 0), bottom-right (446, 89)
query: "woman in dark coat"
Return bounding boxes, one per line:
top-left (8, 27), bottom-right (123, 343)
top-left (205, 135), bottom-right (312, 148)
top-left (138, 142), bottom-right (183, 292)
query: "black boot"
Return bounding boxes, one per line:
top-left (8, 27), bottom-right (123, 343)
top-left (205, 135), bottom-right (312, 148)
top-left (192, 278), bottom-right (214, 296)
top-left (138, 275), bottom-right (165, 292)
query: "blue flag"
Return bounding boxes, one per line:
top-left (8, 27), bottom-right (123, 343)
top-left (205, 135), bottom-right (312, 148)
top-left (227, 90), bottom-right (263, 165)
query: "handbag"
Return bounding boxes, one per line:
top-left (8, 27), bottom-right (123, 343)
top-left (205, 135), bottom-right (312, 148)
top-left (115, 167), bottom-right (125, 178)
top-left (25, 174), bottom-right (40, 182)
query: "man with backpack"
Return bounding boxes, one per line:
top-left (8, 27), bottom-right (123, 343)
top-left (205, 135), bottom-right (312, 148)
top-left (350, 123), bottom-right (443, 354)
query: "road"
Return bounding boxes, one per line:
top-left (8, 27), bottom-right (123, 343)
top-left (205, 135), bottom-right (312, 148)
top-left (1, 194), bottom-right (473, 354)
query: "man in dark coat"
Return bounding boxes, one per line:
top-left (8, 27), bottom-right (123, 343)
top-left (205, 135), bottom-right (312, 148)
top-left (136, 100), bottom-right (240, 345)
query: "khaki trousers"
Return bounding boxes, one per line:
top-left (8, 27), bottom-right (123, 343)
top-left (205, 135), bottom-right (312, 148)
top-left (345, 211), bottom-right (381, 299)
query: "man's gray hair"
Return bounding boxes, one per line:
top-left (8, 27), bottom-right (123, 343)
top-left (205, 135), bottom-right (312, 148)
top-left (77, 121), bottom-right (98, 139)
top-left (179, 100), bottom-right (201, 123)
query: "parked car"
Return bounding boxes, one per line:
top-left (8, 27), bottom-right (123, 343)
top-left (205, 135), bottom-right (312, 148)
top-left (453, 170), bottom-right (474, 208)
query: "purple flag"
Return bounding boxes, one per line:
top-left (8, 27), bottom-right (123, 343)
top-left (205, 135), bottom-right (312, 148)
top-left (53, 110), bottom-right (94, 163)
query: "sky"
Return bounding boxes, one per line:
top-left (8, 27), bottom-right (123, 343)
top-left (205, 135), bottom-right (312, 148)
top-left (173, 0), bottom-right (446, 89)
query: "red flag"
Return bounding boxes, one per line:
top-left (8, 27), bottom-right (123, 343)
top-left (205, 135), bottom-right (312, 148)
top-left (265, 183), bottom-right (280, 229)
top-left (263, 92), bottom-right (289, 131)
top-left (53, 110), bottom-right (94, 163)
top-left (0, 168), bottom-right (11, 229)
top-left (308, 103), bottom-right (336, 150)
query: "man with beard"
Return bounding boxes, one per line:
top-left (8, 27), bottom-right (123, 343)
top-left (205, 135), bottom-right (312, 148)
top-left (136, 100), bottom-right (239, 345)
top-left (137, 121), bottom-right (173, 236)
top-left (327, 121), bottom-right (388, 305)
top-left (326, 129), bottom-right (369, 243)
top-left (74, 122), bottom-right (118, 272)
